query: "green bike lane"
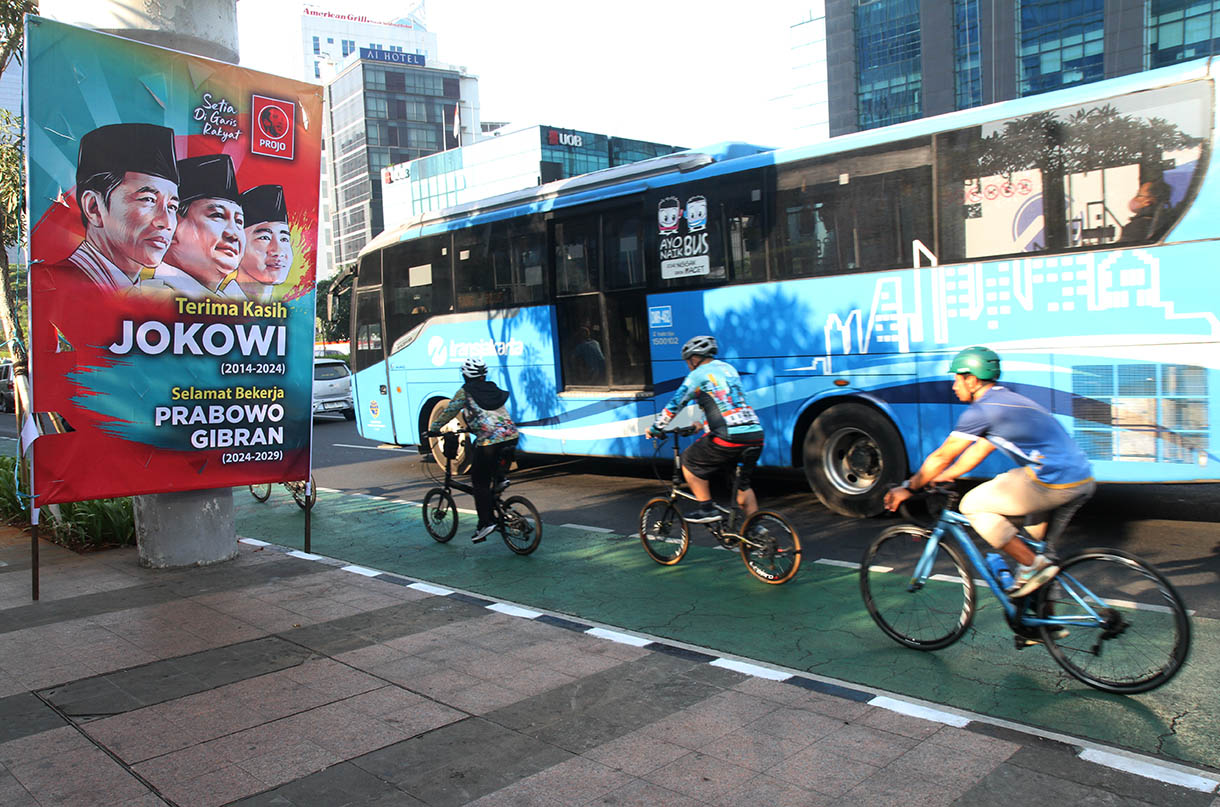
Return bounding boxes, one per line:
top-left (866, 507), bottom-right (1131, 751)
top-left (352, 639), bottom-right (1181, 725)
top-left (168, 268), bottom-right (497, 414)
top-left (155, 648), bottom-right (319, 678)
top-left (235, 489), bottom-right (1219, 775)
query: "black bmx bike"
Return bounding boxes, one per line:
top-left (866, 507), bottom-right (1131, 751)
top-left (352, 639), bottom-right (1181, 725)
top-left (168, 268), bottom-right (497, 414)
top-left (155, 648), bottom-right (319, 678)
top-left (640, 426), bottom-right (801, 584)
top-left (421, 428), bottom-right (541, 555)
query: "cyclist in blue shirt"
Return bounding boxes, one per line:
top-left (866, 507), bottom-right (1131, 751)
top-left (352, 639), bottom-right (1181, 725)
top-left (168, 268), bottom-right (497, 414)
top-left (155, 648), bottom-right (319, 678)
top-left (884, 346), bottom-right (1096, 597)
top-left (648, 335), bottom-right (764, 523)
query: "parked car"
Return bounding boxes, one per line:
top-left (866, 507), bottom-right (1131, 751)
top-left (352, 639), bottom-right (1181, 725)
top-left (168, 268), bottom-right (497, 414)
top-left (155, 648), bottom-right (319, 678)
top-left (312, 357), bottom-right (354, 419)
top-left (0, 361), bottom-right (13, 413)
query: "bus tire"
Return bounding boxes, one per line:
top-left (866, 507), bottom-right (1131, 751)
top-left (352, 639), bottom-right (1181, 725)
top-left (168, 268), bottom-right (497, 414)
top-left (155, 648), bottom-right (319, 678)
top-left (803, 403), bottom-right (905, 518)
top-left (425, 398), bottom-right (471, 473)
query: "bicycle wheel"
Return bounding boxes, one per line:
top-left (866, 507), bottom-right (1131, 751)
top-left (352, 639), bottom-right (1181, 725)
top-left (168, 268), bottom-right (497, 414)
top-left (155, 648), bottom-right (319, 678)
top-left (248, 483), bottom-right (271, 502)
top-left (422, 488), bottom-right (458, 543)
top-left (739, 510), bottom-right (801, 584)
top-left (639, 497), bottom-right (689, 565)
top-left (500, 495), bottom-right (542, 555)
top-left (1034, 549), bottom-right (1190, 694)
top-left (860, 525), bottom-right (976, 650)
top-left (290, 475), bottom-right (317, 510)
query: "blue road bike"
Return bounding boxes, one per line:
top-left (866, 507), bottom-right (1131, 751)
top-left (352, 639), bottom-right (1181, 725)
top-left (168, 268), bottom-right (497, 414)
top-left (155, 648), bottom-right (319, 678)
top-left (859, 486), bottom-right (1190, 694)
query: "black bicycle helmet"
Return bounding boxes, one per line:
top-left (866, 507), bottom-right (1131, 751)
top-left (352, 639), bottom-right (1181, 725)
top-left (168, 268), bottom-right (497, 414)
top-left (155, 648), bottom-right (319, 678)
top-left (680, 335), bottom-right (718, 360)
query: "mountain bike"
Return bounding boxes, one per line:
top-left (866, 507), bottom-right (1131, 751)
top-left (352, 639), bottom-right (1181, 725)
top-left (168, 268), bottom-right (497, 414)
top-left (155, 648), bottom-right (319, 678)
top-left (421, 429), bottom-right (541, 555)
top-left (859, 484), bottom-right (1190, 694)
top-left (249, 474), bottom-right (317, 510)
top-left (640, 425), bottom-right (801, 584)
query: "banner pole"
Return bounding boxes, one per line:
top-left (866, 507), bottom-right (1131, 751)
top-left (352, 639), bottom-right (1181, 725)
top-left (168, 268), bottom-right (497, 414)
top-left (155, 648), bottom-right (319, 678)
top-left (31, 520), bottom-right (38, 601)
top-left (304, 480), bottom-right (311, 554)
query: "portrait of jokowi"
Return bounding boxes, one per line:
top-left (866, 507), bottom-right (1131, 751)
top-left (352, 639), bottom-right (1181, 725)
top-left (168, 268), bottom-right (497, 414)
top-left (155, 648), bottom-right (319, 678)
top-left (59, 122), bottom-right (181, 292)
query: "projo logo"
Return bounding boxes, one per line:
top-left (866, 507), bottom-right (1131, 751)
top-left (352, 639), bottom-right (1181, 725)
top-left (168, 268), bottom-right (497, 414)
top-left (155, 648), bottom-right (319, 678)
top-left (250, 94), bottom-right (296, 160)
top-left (428, 335), bottom-right (525, 366)
top-left (648, 306), bottom-right (673, 328)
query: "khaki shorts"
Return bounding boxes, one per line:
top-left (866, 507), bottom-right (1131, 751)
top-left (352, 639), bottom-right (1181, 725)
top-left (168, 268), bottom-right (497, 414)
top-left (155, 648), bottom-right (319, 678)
top-left (960, 467), bottom-right (1095, 548)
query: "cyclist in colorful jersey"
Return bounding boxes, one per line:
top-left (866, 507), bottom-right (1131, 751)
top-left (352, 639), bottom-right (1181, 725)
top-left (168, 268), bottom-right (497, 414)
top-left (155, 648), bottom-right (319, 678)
top-left (884, 346), bottom-right (1096, 597)
top-left (647, 335), bottom-right (764, 523)
top-left (429, 358), bottom-right (519, 543)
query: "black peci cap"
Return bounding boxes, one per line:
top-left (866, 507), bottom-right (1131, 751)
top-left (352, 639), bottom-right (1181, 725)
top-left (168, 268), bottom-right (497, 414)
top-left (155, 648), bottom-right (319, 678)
top-left (239, 185), bottom-right (288, 225)
top-left (76, 123), bottom-right (179, 186)
top-left (176, 154), bottom-right (241, 206)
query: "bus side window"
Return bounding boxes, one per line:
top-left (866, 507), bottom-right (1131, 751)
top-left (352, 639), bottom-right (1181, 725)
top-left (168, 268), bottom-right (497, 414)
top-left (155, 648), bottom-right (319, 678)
top-left (353, 289), bottom-right (384, 372)
top-left (509, 228), bottom-right (547, 305)
top-left (724, 178), bottom-right (767, 283)
top-left (936, 81), bottom-right (1209, 260)
top-left (772, 175), bottom-right (842, 279)
top-left (455, 225), bottom-right (505, 310)
top-left (383, 236), bottom-right (451, 351)
top-left (554, 217), bottom-right (599, 294)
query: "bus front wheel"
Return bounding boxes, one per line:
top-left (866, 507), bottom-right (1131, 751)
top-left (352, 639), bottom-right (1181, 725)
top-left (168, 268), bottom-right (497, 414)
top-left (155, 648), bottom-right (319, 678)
top-left (425, 398), bottom-right (471, 472)
top-left (803, 403), bottom-right (905, 518)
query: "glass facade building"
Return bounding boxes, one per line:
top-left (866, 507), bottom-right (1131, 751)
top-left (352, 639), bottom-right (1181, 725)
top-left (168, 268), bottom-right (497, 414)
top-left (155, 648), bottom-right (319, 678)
top-left (1149, 0), bottom-right (1220, 67)
top-left (1017, 0), bottom-right (1106, 96)
top-left (954, 0), bottom-right (983, 109)
top-left (854, 0), bottom-right (922, 129)
top-left (827, 0), bottom-right (1220, 136)
top-left (326, 53), bottom-right (472, 269)
top-left (381, 126), bottom-right (684, 226)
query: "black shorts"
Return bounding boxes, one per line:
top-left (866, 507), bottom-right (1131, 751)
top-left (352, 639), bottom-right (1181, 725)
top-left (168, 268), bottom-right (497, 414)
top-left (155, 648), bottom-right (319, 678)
top-left (682, 434), bottom-right (762, 491)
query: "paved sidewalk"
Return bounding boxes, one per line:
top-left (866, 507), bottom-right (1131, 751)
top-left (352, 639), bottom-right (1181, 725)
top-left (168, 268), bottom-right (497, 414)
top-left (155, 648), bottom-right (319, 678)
top-left (1, 527), bottom-right (1217, 807)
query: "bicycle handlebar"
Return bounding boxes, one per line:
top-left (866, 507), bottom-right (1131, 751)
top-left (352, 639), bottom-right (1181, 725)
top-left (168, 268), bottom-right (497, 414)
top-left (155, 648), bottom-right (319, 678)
top-left (425, 427), bottom-right (473, 438)
top-left (651, 424), bottom-right (701, 439)
top-left (895, 482), bottom-right (960, 525)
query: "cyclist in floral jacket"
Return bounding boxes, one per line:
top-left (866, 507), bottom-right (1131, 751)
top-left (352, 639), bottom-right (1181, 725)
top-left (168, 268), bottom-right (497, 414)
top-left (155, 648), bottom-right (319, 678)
top-left (429, 358), bottom-right (519, 542)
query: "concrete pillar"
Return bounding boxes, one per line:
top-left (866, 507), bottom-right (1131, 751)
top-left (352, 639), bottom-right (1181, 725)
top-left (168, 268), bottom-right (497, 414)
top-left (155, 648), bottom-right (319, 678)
top-left (39, 0), bottom-right (238, 64)
top-left (41, 0), bottom-right (240, 567)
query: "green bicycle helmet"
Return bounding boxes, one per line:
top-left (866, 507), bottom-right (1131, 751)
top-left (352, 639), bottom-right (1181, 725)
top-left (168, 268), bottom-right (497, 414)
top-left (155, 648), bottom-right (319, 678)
top-left (949, 346), bottom-right (1001, 381)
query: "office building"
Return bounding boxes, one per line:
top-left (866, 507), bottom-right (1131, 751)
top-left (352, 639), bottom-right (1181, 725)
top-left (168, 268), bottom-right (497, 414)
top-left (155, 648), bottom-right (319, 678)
top-left (788, 4), bottom-right (831, 144)
top-left (380, 125), bottom-right (684, 226)
top-left (827, 0), bottom-right (1220, 136)
top-left (298, 4), bottom-right (471, 278)
top-left (325, 49), bottom-right (480, 269)
top-left (301, 5), bottom-right (436, 80)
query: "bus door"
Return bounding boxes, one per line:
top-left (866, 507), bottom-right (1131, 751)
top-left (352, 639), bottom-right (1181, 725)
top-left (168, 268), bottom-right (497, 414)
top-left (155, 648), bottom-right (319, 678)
top-left (350, 252), bottom-right (396, 444)
top-left (551, 204), bottom-right (654, 457)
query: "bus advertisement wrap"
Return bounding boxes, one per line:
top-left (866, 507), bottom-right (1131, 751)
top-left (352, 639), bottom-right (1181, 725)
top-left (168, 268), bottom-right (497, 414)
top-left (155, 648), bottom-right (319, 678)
top-left (26, 17), bottom-right (322, 506)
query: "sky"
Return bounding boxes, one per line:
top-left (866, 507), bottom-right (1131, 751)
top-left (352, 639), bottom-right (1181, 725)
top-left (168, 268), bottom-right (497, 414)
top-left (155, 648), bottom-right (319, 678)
top-left (236, 0), bottom-right (806, 149)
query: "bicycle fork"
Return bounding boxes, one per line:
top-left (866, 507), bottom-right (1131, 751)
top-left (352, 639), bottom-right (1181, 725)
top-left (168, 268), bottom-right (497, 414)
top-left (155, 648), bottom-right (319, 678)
top-left (907, 527), bottom-right (944, 592)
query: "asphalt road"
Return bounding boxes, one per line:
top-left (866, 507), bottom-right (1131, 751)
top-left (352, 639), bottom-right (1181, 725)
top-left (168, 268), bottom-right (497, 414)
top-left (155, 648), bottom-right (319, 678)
top-left (307, 415), bottom-right (1220, 621)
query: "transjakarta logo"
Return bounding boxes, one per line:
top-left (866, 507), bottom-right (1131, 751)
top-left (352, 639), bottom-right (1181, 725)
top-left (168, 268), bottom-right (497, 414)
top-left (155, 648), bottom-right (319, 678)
top-left (427, 335), bottom-right (524, 366)
top-left (547, 129), bottom-right (583, 147)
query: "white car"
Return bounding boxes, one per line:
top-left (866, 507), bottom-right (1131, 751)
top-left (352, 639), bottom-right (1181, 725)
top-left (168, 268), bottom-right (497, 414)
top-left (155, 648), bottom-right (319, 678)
top-left (312, 357), bottom-right (355, 419)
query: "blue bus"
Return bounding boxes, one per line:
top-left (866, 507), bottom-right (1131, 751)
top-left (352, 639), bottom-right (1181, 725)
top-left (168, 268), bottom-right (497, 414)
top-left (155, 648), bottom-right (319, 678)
top-left (349, 59), bottom-right (1220, 517)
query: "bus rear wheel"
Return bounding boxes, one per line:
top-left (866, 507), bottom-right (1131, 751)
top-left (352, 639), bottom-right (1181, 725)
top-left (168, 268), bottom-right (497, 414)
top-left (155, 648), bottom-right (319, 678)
top-left (803, 403), bottom-right (905, 518)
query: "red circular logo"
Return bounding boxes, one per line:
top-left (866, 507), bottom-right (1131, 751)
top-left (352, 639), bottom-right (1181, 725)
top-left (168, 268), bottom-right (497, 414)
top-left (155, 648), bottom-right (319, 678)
top-left (258, 105), bottom-right (290, 140)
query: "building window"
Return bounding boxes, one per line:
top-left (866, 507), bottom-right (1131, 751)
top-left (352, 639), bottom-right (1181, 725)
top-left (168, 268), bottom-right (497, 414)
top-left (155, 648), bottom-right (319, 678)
top-left (1148, 1), bottom-right (1220, 68)
top-left (855, 0), bottom-right (922, 130)
top-left (1017, 0), bottom-right (1104, 97)
top-left (312, 36), bottom-right (320, 55)
top-left (954, 0), bottom-right (982, 109)
top-left (314, 62), bottom-right (321, 79)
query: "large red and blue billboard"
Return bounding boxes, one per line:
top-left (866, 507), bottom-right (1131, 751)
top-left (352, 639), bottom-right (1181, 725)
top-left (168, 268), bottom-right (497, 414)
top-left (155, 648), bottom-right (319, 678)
top-left (25, 17), bottom-right (322, 505)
